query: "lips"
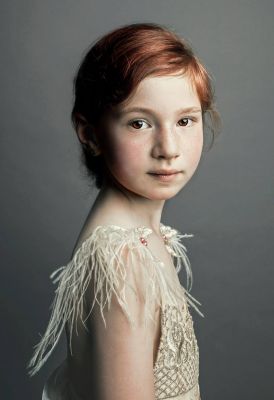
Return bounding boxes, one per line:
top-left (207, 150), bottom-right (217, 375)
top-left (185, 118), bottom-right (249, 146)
top-left (149, 169), bottom-right (181, 175)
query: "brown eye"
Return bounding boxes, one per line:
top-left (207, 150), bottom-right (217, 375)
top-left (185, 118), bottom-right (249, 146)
top-left (178, 118), bottom-right (192, 127)
top-left (131, 121), bottom-right (143, 129)
top-left (128, 119), bottom-right (149, 130)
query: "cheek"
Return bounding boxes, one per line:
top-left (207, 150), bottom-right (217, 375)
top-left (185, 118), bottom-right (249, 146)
top-left (106, 138), bottom-right (144, 177)
top-left (184, 130), bottom-right (203, 167)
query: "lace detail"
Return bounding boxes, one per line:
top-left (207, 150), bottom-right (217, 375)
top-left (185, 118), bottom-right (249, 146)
top-left (153, 303), bottom-right (199, 399)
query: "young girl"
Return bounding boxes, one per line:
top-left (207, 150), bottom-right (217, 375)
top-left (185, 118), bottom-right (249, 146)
top-left (28, 22), bottom-right (221, 400)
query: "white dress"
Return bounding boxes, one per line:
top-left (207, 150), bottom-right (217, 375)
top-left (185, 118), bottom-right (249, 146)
top-left (28, 223), bottom-right (204, 399)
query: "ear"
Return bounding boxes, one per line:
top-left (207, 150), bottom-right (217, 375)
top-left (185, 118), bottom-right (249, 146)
top-left (74, 113), bottom-right (102, 156)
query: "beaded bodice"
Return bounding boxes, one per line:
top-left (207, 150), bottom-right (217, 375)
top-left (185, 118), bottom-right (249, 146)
top-left (153, 303), bottom-right (200, 399)
top-left (137, 225), bottom-right (201, 398)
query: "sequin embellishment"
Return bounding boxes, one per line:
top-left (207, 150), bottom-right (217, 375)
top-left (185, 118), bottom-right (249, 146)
top-left (153, 303), bottom-right (200, 399)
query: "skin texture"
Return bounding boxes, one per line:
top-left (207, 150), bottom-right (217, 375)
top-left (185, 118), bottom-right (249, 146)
top-left (77, 73), bottom-right (203, 236)
top-left (103, 75), bottom-right (203, 200)
top-left (72, 74), bottom-right (204, 399)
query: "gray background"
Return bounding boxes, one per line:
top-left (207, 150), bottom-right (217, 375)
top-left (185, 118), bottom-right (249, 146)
top-left (1, 0), bottom-right (273, 399)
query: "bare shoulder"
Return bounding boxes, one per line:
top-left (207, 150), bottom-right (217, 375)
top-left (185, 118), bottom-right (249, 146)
top-left (72, 212), bottom-right (144, 257)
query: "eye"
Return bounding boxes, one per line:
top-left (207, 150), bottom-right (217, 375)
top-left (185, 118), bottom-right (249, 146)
top-left (178, 117), bottom-right (195, 127)
top-left (128, 119), bottom-right (150, 130)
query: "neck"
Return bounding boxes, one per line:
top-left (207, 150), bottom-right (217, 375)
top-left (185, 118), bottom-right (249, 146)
top-left (88, 180), bottom-right (166, 235)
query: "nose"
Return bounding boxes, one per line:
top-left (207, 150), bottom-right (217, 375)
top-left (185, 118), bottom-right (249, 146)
top-left (152, 124), bottom-right (180, 160)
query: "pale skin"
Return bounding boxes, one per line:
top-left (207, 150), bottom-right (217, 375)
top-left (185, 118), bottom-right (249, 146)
top-left (70, 74), bottom-right (204, 399)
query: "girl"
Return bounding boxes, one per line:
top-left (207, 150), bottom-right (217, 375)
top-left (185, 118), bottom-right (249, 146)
top-left (28, 22), bottom-right (221, 400)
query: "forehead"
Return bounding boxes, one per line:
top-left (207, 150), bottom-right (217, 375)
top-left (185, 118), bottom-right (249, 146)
top-left (120, 74), bottom-right (200, 112)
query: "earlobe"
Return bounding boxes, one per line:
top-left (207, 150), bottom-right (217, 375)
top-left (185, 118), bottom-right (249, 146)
top-left (84, 126), bottom-right (102, 156)
top-left (83, 142), bottom-right (101, 156)
top-left (75, 114), bottom-right (102, 156)
top-left (83, 141), bottom-right (102, 156)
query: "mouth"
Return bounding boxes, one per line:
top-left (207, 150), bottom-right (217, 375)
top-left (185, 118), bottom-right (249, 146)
top-left (149, 170), bottom-right (181, 176)
top-left (148, 169), bottom-right (181, 176)
top-left (148, 171), bottom-right (182, 182)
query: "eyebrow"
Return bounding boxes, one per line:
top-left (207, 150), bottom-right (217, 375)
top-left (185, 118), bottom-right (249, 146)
top-left (117, 106), bottom-right (202, 117)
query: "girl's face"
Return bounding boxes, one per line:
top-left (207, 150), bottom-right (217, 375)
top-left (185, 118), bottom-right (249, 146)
top-left (99, 74), bottom-right (203, 200)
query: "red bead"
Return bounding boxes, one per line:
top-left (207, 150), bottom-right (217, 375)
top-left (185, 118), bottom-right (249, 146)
top-left (140, 237), bottom-right (148, 246)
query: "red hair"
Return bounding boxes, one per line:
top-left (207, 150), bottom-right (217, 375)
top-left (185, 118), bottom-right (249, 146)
top-left (71, 22), bottom-right (221, 188)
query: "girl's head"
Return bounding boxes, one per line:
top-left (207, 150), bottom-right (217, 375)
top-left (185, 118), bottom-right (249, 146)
top-left (71, 22), bottom-right (221, 194)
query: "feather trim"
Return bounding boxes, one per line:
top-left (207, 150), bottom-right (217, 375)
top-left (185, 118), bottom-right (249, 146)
top-left (160, 223), bottom-right (205, 319)
top-left (27, 224), bottom-right (192, 377)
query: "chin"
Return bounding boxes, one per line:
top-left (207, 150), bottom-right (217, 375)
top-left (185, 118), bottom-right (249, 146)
top-left (144, 187), bottom-right (181, 201)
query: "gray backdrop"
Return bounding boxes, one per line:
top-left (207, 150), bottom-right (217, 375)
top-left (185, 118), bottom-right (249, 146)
top-left (1, 1), bottom-right (273, 399)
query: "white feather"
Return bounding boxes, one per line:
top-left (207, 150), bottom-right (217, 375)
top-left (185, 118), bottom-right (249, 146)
top-left (27, 223), bottom-right (204, 377)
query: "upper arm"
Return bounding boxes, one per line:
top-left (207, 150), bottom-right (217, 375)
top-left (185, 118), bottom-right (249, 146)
top-left (84, 243), bottom-right (158, 400)
top-left (88, 287), bottom-right (157, 400)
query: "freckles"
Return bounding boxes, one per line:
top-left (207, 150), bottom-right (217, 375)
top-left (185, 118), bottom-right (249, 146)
top-left (189, 140), bottom-right (203, 166)
top-left (183, 134), bottom-right (203, 164)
